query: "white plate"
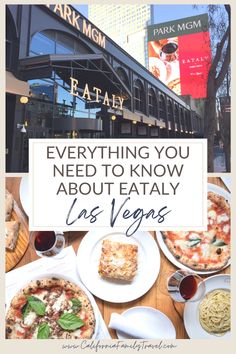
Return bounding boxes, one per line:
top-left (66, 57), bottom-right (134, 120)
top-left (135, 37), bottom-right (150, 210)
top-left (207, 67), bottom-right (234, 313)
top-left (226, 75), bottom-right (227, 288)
top-left (156, 183), bottom-right (231, 275)
top-left (6, 273), bottom-right (99, 339)
top-left (19, 175), bottom-right (29, 216)
top-left (149, 56), bottom-right (167, 82)
top-left (116, 306), bottom-right (176, 339)
top-left (184, 274), bottom-right (230, 339)
top-left (76, 230), bottom-right (160, 303)
top-left (220, 176), bottom-right (231, 192)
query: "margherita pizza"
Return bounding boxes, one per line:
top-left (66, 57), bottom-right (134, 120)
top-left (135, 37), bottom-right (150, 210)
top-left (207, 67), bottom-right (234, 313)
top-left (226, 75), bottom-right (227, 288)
top-left (162, 191), bottom-right (230, 271)
top-left (6, 278), bottom-right (96, 339)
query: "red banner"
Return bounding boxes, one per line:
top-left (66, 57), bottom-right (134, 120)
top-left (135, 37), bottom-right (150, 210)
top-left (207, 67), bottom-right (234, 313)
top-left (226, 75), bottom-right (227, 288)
top-left (147, 14), bottom-right (212, 98)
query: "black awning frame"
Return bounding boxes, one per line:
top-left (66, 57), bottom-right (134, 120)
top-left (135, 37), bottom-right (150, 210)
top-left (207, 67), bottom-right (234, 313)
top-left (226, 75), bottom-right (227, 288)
top-left (19, 53), bottom-right (132, 99)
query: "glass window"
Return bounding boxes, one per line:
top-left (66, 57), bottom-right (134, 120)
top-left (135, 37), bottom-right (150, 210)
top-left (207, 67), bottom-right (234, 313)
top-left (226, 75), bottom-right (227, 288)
top-left (56, 32), bottom-right (74, 54)
top-left (134, 79), bottom-right (145, 113)
top-left (180, 109), bottom-right (185, 131)
top-left (174, 105), bottom-right (180, 129)
top-left (167, 101), bottom-right (174, 128)
top-left (159, 95), bottom-right (166, 120)
top-left (30, 30), bottom-right (91, 57)
top-left (148, 88), bottom-right (157, 117)
top-left (30, 32), bottom-right (55, 56)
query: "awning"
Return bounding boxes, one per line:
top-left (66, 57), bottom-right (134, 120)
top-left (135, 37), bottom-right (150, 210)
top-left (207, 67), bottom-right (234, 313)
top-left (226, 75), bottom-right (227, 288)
top-left (6, 71), bottom-right (30, 96)
top-left (19, 54), bottom-right (131, 99)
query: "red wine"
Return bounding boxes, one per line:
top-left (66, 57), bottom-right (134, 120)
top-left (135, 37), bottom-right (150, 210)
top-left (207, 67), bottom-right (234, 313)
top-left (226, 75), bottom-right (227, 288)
top-left (179, 275), bottom-right (198, 300)
top-left (162, 42), bottom-right (178, 54)
top-left (34, 231), bottom-right (56, 252)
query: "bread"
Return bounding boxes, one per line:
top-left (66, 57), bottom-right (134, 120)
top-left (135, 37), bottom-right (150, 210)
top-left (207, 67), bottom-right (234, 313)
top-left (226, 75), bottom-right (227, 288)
top-left (5, 221), bottom-right (20, 251)
top-left (5, 190), bottom-right (14, 221)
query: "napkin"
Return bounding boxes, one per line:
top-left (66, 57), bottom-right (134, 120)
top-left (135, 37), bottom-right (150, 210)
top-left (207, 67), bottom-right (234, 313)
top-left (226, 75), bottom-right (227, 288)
top-left (109, 312), bottom-right (157, 339)
top-left (5, 246), bottom-right (111, 339)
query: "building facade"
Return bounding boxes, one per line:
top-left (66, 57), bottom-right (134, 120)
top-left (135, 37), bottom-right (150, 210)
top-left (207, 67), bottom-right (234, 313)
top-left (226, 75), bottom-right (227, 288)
top-left (88, 4), bottom-right (154, 67)
top-left (6, 4), bottom-right (203, 172)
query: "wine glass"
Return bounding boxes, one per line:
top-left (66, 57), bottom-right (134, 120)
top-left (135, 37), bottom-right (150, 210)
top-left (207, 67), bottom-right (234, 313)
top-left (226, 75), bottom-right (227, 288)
top-left (30, 231), bottom-right (66, 258)
top-left (167, 269), bottom-right (206, 303)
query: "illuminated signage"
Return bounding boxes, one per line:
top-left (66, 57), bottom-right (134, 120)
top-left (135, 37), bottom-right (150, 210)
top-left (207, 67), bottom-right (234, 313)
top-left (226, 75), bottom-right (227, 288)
top-left (70, 77), bottom-right (124, 111)
top-left (147, 14), bottom-right (211, 99)
top-left (46, 4), bottom-right (106, 48)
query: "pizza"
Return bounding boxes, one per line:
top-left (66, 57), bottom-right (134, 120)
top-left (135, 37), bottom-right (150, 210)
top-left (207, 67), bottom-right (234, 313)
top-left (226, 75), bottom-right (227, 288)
top-left (98, 239), bottom-right (138, 281)
top-left (6, 278), bottom-right (96, 339)
top-left (162, 191), bottom-right (230, 271)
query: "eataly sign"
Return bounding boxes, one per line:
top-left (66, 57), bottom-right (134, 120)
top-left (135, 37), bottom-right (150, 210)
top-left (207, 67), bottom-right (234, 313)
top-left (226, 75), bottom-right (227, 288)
top-left (70, 77), bottom-right (125, 111)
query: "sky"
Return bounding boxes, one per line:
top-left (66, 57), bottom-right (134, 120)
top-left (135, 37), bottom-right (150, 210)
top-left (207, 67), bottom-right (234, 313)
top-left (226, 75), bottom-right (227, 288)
top-left (153, 5), bottom-right (208, 23)
top-left (74, 4), bottom-right (209, 23)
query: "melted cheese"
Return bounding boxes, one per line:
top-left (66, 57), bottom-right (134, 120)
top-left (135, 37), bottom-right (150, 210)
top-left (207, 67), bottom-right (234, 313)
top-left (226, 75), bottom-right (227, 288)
top-left (203, 229), bottom-right (216, 239)
top-left (174, 239), bottom-right (188, 250)
top-left (73, 328), bottom-right (82, 337)
top-left (14, 323), bottom-right (25, 335)
top-left (109, 258), bottom-right (125, 267)
top-left (217, 214), bottom-right (229, 223)
top-left (201, 243), bottom-right (210, 259)
top-left (208, 200), bottom-right (213, 208)
top-left (208, 209), bottom-right (217, 220)
top-left (33, 291), bottom-right (47, 301)
top-left (223, 224), bottom-right (230, 234)
top-left (52, 291), bottom-right (67, 311)
top-left (189, 233), bottom-right (200, 240)
top-left (31, 327), bottom-right (38, 339)
top-left (192, 253), bottom-right (200, 262)
top-left (23, 311), bottom-right (37, 326)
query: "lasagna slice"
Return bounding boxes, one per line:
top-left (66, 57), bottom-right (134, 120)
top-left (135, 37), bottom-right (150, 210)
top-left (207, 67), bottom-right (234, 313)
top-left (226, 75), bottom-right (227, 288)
top-left (98, 239), bottom-right (138, 281)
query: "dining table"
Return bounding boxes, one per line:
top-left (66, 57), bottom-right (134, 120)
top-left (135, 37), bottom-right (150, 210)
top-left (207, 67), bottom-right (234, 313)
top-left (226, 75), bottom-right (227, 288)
top-left (5, 176), bottom-right (230, 339)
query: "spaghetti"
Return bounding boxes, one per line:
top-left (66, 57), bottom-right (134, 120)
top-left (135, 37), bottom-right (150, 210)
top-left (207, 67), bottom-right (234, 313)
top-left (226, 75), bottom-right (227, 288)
top-left (199, 289), bottom-right (230, 335)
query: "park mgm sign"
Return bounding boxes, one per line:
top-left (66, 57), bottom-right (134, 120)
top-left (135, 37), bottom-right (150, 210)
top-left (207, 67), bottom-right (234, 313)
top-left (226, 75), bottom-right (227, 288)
top-left (46, 4), bottom-right (106, 48)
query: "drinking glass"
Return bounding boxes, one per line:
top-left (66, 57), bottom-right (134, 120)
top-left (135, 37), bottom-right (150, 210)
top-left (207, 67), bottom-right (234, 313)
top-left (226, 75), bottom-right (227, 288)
top-left (30, 231), bottom-right (65, 258)
top-left (167, 269), bottom-right (206, 302)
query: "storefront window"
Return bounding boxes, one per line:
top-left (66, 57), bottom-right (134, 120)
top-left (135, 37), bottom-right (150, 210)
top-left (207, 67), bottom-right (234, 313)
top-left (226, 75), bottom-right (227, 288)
top-left (56, 32), bottom-right (74, 54)
top-left (116, 67), bottom-right (130, 88)
top-left (148, 88), bottom-right (157, 117)
top-left (134, 79), bottom-right (145, 113)
top-left (30, 29), bottom-right (92, 57)
top-left (180, 108), bottom-right (185, 131)
top-left (27, 71), bottom-right (99, 129)
top-left (174, 104), bottom-right (180, 130)
top-left (30, 31), bottom-right (55, 55)
top-left (167, 100), bottom-right (174, 129)
top-left (159, 94), bottom-right (166, 121)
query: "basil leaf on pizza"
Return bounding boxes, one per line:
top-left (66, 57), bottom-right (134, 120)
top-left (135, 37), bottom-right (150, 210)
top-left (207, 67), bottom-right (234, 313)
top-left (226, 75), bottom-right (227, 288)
top-left (188, 239), bottom-right (201, 247)
top-left (27, 296), bottom-right (46, 316)
top-left (21, 302), bottom-right (31, 320)
top-left (71, 298), bottom-right (82, 312)
top-left (57, 313), bottom-right (84, 330)
top-left (212, 239), bottom-right (227, 247)
top-left (37, 323), bottom-right (50, 339)
top-left (6, 278), bottom-right (95, 339)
